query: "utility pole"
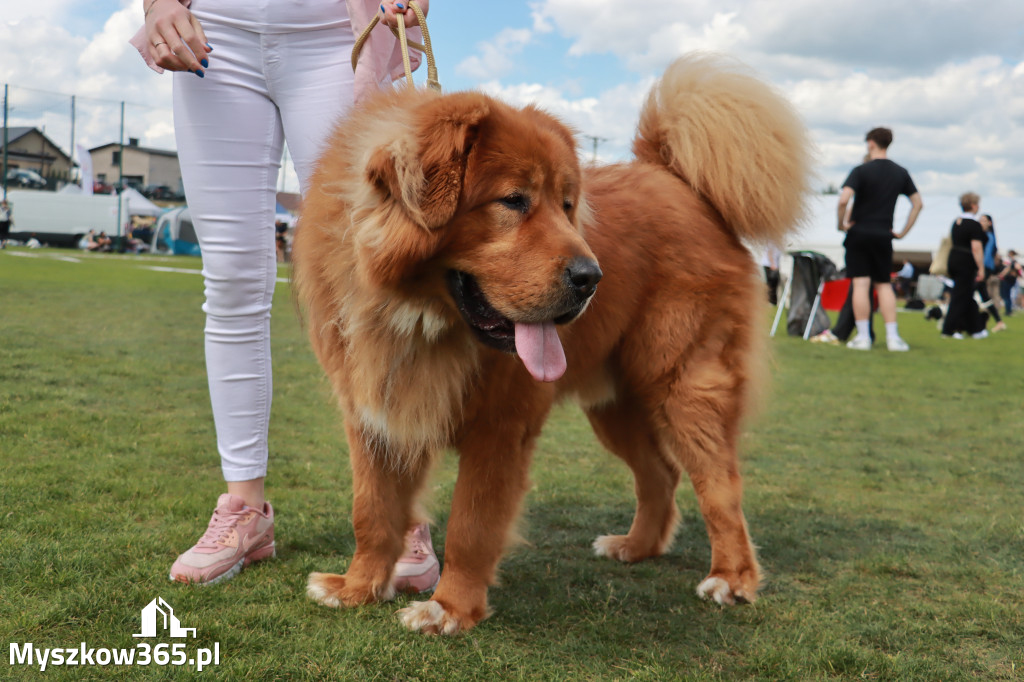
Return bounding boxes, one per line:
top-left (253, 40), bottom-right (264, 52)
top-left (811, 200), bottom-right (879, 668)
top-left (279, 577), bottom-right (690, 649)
top-left (70, 95), bottom-right (76, 180)
top-left (582, 135), bottom-right (609, 163)
top-left (116, 100), bottom-right (125, 245)
top-left (2, 84), bottom-right (8, 200)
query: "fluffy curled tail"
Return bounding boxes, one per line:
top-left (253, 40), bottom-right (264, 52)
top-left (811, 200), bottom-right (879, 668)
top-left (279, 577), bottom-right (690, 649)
top-left (632, 52), bottom-right (812, 246)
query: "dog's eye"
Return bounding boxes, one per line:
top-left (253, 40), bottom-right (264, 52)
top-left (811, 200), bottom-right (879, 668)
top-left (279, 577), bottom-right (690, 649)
top-left (498, 193), bottom-right (530, 214)
top-left (563, 199), bottom-right (574, 213)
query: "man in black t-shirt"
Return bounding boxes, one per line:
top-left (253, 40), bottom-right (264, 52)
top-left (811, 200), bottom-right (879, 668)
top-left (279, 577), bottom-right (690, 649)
top-left (837, 127), bottom-right (923, 351)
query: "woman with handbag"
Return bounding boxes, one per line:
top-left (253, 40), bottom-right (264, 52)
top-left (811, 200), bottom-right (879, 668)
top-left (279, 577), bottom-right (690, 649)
top-left (130, 0), bottom-right (438, 589)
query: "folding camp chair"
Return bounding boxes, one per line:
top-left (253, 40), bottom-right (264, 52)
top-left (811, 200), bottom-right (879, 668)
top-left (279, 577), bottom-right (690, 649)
top-left (770, 250), bottom-right (840, 339)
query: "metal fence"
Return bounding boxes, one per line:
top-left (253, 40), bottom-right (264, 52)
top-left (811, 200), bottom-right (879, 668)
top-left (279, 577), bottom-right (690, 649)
top-left (2, 82), bottom-right (173, 197)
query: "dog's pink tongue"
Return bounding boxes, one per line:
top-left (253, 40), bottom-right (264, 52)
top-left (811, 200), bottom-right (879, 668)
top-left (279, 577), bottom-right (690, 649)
top-left (514, 322), bottom-right (566, 382)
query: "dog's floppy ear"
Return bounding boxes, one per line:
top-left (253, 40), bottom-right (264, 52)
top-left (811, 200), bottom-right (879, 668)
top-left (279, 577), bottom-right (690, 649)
top-left (366, 92), bottom-right (490, 229)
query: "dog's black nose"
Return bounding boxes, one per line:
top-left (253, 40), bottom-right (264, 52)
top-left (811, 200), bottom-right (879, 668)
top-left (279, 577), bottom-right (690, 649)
top-left (565, 257), bottom-right (602, 298)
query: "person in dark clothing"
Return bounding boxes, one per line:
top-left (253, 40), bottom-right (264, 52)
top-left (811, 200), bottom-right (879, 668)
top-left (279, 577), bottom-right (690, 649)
top-left (810, 282), bottom-right (876, 344)
top-left (762, 244), bottom-right (782, 305)
top-left (977, 214), bottom-right (1005, 331)
top-left (998, 250), bottom-right (1022, 316)
top-left (837, 127), bottom-right (923, 351)
top-left (832, 286), bottom-right (875, 342)
top-left (0, 199), bottom-right (11, 248)
top-left (941, 193), bottom-right (989, 339)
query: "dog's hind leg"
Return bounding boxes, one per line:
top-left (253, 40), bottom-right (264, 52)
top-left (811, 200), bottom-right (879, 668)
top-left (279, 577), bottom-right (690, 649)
top-left (658, 350), bottom-right (762, 606)
top-left (586, 399), bottom-right (682, 563)
top-left (308, 423), bottom-right (433, 608)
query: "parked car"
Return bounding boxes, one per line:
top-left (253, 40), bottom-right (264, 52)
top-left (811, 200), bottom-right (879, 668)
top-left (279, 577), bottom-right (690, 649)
top-left (93, 180), bottom-right (114, 194)
top-left (142, 184), bottom-right (182, 201)
top-left (111, 179), bottom-right (144, 193)
top-left (6, 169), bottom-right (47, 189)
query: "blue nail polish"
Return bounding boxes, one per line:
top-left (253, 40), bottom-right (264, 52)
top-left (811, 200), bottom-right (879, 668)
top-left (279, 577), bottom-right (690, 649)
top-left (397, 2), bottom-right (404, 8)
top-left (205, 43), bottom-right (213, 51)
top-left (200, 58), bottom-right (209, 68)
top-left (195, 69), bottom-right (205, 78)
top-left (380, 4), bottom-right (384, 12)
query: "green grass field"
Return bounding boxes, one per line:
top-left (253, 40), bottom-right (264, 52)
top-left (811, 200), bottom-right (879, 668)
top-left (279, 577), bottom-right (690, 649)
top-left (1, 247), bottom-right (1022, 681)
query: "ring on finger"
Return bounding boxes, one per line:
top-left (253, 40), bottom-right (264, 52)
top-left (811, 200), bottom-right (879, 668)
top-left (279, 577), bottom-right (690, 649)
top-left (153, 41), bottom-right (166, 47)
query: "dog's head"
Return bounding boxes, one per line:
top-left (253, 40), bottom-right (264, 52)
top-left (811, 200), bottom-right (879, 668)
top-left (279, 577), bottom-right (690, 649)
top-left (358, 90), bottom-right (601, 382)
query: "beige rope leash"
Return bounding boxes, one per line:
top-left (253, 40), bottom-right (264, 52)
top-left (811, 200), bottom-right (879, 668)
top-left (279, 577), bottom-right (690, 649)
top-left (351, 1), bottom-right (440, 91)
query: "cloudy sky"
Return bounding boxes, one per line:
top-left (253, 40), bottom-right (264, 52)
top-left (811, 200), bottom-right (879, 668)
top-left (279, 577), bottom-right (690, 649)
top-left (3, 0), bottom-right (1024, 203)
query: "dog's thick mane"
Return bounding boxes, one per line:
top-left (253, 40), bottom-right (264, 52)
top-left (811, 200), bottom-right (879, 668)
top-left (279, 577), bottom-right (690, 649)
top-left (293, 89), bottom-right (484, 467)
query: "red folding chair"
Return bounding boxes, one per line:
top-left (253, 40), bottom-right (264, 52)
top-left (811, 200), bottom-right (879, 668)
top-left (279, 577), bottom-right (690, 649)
top-left (819, 278), bottom-right (850, 311)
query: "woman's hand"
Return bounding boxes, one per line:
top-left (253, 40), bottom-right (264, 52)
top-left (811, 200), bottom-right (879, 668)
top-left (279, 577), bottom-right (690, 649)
top-left (144, 0), bottom-right (210, 75)
top-left (379, 0), bottom-right (428, 29)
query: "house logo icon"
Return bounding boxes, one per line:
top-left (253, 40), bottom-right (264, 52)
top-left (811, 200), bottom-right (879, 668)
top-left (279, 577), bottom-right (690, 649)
top-left (133, 597), bottom-right (197, 638)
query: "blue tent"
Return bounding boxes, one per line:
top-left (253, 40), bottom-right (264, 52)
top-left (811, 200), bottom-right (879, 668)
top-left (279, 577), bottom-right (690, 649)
top-left (150, 207), bottom-right (200, 256)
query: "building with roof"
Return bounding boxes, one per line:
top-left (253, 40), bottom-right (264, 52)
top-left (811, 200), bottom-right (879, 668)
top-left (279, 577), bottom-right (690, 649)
top-left (89, 138), bottom-right (182, 194)
top-left (1, 126), bottom-right (75, 183)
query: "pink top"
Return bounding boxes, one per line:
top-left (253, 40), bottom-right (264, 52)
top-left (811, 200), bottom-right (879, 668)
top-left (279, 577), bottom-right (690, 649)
top-left (129, 0), bottom-right (427, 102)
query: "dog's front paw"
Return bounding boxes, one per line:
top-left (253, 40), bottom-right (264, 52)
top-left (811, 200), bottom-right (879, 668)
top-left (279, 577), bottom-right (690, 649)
top-left (696, 573), bottom-right (759, 606)
top-left (307, 571), bottom-right (396, 608)
top-left (397, 600), bottom-right (469, 635)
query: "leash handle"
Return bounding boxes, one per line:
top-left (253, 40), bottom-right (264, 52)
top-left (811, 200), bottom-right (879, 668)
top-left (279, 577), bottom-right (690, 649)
top-left (351, 1), bottom-right (440, 91)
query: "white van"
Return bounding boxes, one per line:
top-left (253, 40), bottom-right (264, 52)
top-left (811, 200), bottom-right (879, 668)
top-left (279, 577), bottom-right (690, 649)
top-left (4, 189), bottom-right (123, 247)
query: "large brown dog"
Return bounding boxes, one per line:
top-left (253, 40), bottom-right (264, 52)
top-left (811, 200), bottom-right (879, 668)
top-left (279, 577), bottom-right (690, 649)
top-left (292, 53), bottom-right (810, 634)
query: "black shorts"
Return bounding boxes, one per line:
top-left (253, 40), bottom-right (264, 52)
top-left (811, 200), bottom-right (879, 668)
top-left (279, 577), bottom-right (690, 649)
top-left (844, 228), bottom-right (893, 283)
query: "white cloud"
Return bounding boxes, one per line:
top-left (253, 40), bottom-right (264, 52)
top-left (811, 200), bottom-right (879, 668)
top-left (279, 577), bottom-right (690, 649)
top-left (455, 27), bottom-right (534, 81)
top-left (518, 0), bottom-right (1024, 197)
top-left (2, 0), bottom-right (175, 155)
top-left (480, 76), bottom-right (653, 163)
top-left (79, 5), bottom-right (140, 72)
top-left (786, 56), bottom-right (1024, 195)
top-left (2, 0), bottom-right (78, 25)
top-left (532, 0), bottom-right (732, 71)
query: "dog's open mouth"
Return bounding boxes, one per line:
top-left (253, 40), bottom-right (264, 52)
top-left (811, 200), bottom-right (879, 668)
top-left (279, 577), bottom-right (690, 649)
top-left (446, 270), bottom-right (571, 383)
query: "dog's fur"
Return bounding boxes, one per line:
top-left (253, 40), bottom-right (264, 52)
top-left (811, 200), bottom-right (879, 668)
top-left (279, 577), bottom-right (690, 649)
top-left (292, 53), bottom-right (810, 634)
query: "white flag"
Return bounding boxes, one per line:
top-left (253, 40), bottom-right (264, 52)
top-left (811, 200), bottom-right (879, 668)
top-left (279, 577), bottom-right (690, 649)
top-left (77, 144), bottom-right (94, 195)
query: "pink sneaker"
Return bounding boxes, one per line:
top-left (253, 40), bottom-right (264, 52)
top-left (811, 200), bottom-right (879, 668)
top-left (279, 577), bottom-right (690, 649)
top-left (169, 494), bottom-right (275, 585)
top-left (392, 523), bottom-right (439, 593)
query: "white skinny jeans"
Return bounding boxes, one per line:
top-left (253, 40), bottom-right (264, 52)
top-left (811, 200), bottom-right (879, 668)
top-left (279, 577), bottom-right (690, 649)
top-left (173, 12), bottom-right (354, 481)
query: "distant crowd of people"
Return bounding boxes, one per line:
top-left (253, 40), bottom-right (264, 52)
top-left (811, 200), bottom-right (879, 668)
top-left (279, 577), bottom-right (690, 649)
top-left (79, 230), bottom-right (113, 252)
top-left (76, 224), bottom-right (152, 254)
top-left (764, 126), bottom-right (1022, 349)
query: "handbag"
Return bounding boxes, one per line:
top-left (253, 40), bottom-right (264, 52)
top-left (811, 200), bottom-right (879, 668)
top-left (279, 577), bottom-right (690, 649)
top-left (930, 235), bottom-right (952, 277)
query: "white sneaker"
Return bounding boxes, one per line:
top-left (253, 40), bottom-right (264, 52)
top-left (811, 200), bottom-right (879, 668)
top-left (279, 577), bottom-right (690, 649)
top-left (846, 335), bottom-right (872, 350)
top-left (972, 330), bottom-right (989, 339)
top-left (886, 336), bottom-right (910, 352)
